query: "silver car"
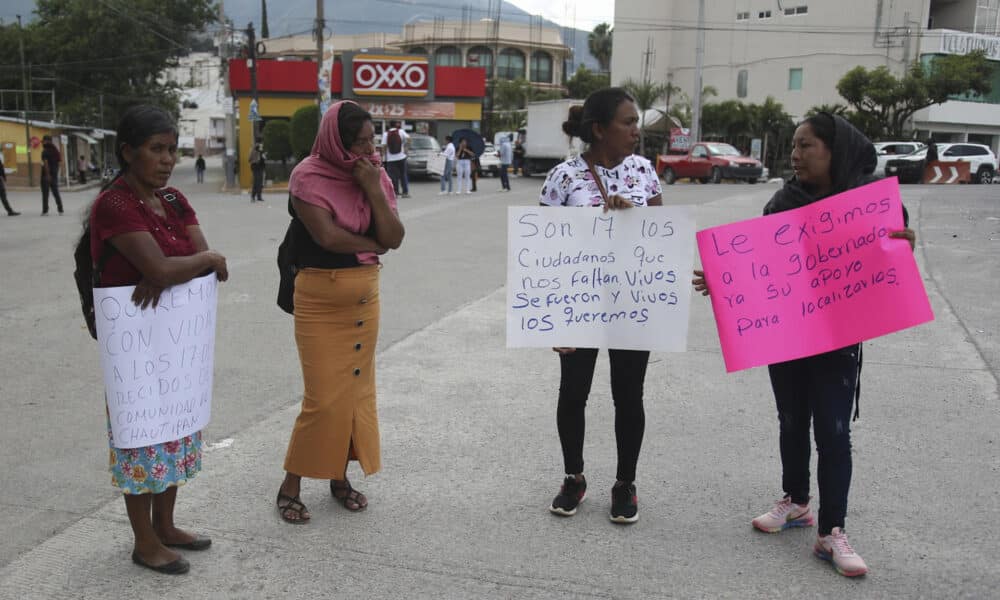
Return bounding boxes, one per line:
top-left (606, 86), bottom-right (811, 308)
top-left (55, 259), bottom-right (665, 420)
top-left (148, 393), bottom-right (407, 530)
top-left (406, 134), bottom-right (442, 178)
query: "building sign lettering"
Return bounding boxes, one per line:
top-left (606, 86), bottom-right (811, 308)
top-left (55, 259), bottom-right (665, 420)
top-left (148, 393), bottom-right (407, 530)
top-left (361, 102), bottom-right (459, 120)
top-left (939, 31), bottom-right (1000, 61)
top-left (353, 56), bottom-right (430, 97)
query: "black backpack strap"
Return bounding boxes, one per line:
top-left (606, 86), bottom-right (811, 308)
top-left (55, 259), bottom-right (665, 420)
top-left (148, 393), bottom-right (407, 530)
top-left (156, 188), bottom-right (186, 217)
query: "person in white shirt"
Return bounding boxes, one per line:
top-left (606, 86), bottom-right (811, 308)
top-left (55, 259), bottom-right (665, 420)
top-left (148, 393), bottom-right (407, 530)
top-left (381, 121), bottom-right (410, 198)
top-left (439, 135), bottom-right (455, 195)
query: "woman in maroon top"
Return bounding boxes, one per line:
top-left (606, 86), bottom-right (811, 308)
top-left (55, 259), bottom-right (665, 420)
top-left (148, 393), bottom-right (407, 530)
top-left (88, 105), bottom-right (228, 575)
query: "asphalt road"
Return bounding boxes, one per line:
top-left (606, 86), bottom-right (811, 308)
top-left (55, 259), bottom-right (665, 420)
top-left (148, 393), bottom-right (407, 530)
top-left (0, 159), bottom-right (997, 598)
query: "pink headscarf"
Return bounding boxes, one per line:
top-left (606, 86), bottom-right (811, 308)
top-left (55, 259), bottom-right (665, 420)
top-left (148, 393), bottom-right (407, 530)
top-left (289, 100), bottom-right (397, 264)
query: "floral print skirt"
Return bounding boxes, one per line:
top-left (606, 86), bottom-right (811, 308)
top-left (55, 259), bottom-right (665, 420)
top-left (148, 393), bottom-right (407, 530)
top-left (107, 413), bottom-right (202, 495)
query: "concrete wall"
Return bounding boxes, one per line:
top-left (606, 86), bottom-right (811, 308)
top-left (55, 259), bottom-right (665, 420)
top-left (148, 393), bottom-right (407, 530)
top-left (612, 0), bottom-right (928, 119)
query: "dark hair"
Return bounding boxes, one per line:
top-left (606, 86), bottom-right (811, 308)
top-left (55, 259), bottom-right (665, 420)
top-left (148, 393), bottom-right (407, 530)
top-left (390, 120), bottom-right (400, 128)
top-left (84, 105), bottom-right (177, 225)
top-left (338, 102), bottom-right (371, 148)
top-left (42, 134), bottom-right (53, 142)
top-left (561, 87), bottom-right (635, 144)
top-left (114, 105), bottom-right (177, 176)
top-left (445, 135), bottom-right (452, 141)
top-left (801, 113), bottom-right (836, 152)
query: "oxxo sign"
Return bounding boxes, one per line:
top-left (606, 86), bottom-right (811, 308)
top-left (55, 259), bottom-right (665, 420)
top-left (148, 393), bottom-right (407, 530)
top-left (353, 55), bottom-right (429, 97)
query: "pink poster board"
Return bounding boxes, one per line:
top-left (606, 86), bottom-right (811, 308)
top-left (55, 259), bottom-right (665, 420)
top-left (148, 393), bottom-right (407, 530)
top-left (695, 178), bottom-right (933, 372)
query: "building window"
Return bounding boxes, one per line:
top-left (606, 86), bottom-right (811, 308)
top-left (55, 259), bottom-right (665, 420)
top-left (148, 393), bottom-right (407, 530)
top-left (467, 46), bottom-right (494, 74)
top-left (409, 47), bottom-right (428, 55)
top-left (737, 11), bottom-right (750, 20)
top-left (531, 51), bottom-right (553, 83)
top-left (758, 10), bottom-right (772, 19)
top-left (435, 46), bottom-right (461, 67)
top-left (737, 70), bottom-right (748, 98)
top-left (784, 5), bottom-right (808, 15)
top-left (788, 68), bottom-right (803, 90)
top-left (497, 48), bottom-right (526, 80)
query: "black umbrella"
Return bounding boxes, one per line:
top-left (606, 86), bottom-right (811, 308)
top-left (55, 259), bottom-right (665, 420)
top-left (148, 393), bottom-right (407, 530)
top-left (450, 128), bottom-right (485, 157)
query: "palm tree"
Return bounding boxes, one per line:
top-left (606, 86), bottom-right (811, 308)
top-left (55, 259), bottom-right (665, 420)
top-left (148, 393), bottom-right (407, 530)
top-left (622, 78), bottom-right (668, 156)
top-left (588, 23), bottom-right (613, 73)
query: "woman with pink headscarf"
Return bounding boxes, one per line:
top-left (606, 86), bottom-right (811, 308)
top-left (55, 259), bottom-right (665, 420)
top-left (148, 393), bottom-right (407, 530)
top-left (276, 101), bottom-right (404, 524)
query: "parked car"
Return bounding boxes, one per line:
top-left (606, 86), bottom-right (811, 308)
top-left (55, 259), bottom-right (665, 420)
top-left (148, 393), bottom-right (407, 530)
top-left (874, 141), bottom-right (925, 178)
top-left (656, 142), bottom-right (763, 184)
top-left (884, 143), bottom-right (998, 184)
top-left (478, 143), bottom-right (501, 177)
top-left (406, 133), bottom-right (442, 178)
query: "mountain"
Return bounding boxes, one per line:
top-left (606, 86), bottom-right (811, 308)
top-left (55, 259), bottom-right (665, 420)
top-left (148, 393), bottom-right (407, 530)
top-left (223, 0), bottom-right (600, 71)
top-left (5, 0), bottom-right (600, 71)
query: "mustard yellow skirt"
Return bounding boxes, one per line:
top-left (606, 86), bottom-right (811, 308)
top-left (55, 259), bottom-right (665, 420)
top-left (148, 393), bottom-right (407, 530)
top-left (284, 266), bottom-right (381, 480)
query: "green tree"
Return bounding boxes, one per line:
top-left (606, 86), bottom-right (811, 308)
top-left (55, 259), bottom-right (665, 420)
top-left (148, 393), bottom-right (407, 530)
top-left (836, 52), bottom-right (992, 139)
top-left (701, 99), bottom-right (752, 141)
top-left (746, 96), bottom-right (795, 174)
top-left (588, 23), bottom-right (613, 73)
top-left (565, 65), bottom-right (609, 99)
top-left (262, 119), bottom-right (292, 176)
top-left (621, 78), bottom-right (668, 156)
top-left (0, 0), bottom-right (217, 126)
top-left (289, 104), bottom-right (320, 160)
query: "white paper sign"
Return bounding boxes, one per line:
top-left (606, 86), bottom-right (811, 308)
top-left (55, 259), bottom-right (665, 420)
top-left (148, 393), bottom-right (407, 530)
top-left (94, 274), bottom-right (219, 449)
top-left (507, 206), bottom-right (696, 351)
top-left (426, 153), bottom-right (446, 177)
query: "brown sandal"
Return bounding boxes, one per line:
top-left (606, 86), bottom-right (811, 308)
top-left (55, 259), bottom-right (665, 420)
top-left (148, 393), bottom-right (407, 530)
top-left (330, 479), bottom-right (367, 511)
top-left (276, 492), bottom-right (310, 524)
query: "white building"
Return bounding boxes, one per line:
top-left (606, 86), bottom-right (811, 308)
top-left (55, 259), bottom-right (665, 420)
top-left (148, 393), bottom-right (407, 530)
top-left (161, 52), bottom-right (227, 155)
top-left (612, 0), bottom-right (1000, 152)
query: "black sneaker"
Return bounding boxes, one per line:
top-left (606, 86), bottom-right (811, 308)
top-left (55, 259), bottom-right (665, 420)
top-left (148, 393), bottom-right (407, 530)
top-left (610, 482), bottom-right (638, 524)
top-left (549, 475), bottom-right (586, 516)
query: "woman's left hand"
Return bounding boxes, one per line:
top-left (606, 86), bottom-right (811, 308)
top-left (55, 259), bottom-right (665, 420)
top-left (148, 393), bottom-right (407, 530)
top-left (131, 278), bottom-right (164, 310)
top-left (890, 228), bottom-right (916, 251)
top-left (603, 194), bottom-right (633, 212)
top-left (352, 158), bottom-right (383, 193)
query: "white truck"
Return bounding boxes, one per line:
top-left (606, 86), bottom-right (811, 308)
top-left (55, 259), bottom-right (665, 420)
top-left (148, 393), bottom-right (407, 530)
top-left (518, 99), bottom-right (584, 176)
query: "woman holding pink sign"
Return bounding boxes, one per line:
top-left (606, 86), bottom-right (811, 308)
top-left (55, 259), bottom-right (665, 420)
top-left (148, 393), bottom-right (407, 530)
top-left (694, 113), bottom-right (915, 577)
top-left (83, 105), bottom-right (229, 575)
top-left (539, 87), bottom-right (662, 525)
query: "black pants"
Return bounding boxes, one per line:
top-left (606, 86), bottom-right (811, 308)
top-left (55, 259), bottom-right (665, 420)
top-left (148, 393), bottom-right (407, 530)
top-left (1, 180), bottom-right (15, 214)
top-left (386, 158), bottom-right (408, 195)
top-left (557, 348), bottom-right (650, 482)
top-left (251, 169), bottom-right (264, 201)
top-left (41, 176), bottom-right (63, 214)
top-left (768, 344), bottom-right (859, 535)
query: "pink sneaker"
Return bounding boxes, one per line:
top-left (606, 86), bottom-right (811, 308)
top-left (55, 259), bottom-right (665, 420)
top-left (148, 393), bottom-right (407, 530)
top-left (751, 496), bottom-right (814, 533)
top-left (814, 527), bottom-right (869, 577)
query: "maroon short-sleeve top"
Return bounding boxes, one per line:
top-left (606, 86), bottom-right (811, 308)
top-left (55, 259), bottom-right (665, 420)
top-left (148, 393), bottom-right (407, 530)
top-left (89, 180), bottom-right (199, 287)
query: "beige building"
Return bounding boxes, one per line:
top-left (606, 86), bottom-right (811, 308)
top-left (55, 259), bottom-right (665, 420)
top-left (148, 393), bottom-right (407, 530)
top-left (260, 20), bottom-right (571, 92)
top-left (612, 0), bottom-right (1000, 151)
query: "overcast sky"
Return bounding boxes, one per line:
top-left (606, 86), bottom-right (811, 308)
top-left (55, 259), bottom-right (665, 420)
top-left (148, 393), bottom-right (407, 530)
top-left (506, 0), bottom-right (613, 32)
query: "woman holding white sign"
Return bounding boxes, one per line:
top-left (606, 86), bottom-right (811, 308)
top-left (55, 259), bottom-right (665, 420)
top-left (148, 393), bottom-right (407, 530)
top-left (87, 105), bottom-right (229, 575)
top-left (538, 87), bottom-right (662, 524)
top-left (276, 100), bottom-right (404, 524)
top-left (694, 113), bottom-right (915, 577)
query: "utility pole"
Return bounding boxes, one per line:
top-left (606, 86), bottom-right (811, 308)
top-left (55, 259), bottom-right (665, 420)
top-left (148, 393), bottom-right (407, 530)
top-left (17, 15), bottom-right (33, 187)
top-left (691, 0), bottom-right (705, 144)
top-left (220, 0), bottom-right (236, 189)
top-left (315, 0), bottom-right (324, 107)
top-left (247, 22), bottom-right (260, 144)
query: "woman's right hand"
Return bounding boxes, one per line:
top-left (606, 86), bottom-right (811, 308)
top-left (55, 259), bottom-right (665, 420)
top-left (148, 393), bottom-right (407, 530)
top-left (692, 269), bottom-right (710, 296)
top-left (552, 347), bottom-right (576, 354)
top-left (603, 194), bottom-right (633, 212)
top-left (352, 158), bottom-right (383, 193)
top-left (207, 251), bottom-right (229, 282)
